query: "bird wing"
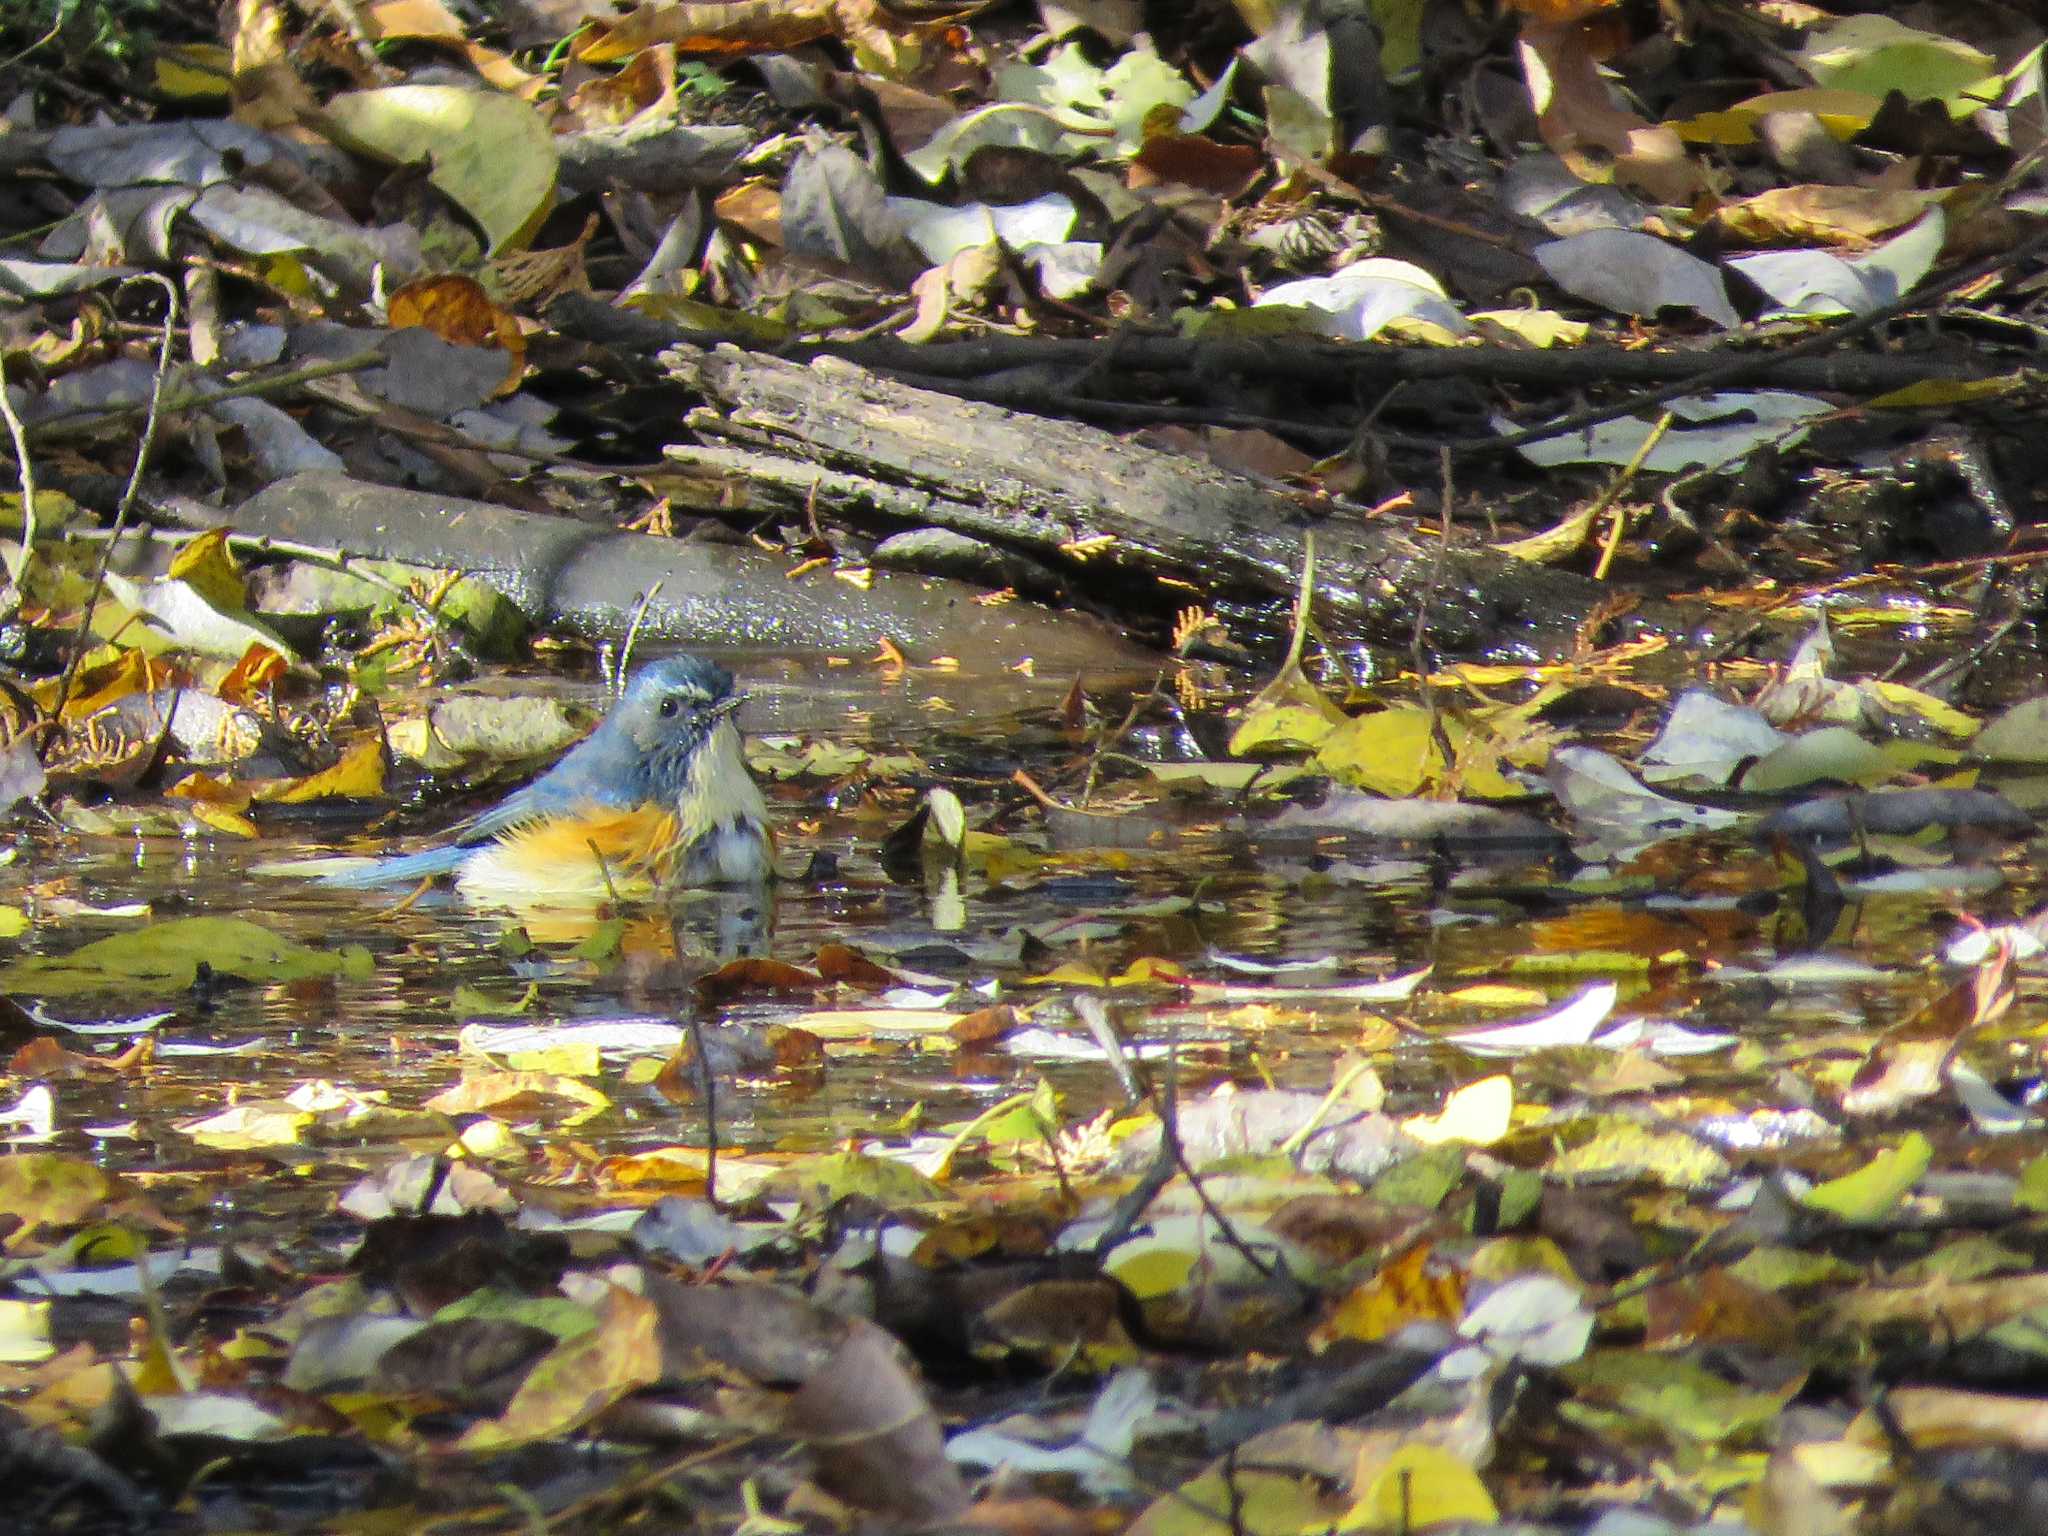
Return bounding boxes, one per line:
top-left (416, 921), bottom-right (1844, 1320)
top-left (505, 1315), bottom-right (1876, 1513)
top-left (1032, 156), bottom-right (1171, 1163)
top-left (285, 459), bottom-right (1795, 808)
top-left (444, 730), bottom-right (647, 846)
top-left (257, 717), bottom-right (651, 890)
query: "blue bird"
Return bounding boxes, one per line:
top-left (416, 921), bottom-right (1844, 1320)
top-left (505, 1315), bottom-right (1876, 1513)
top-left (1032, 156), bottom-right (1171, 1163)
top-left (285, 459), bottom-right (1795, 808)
top-left (263, 656), bottom-right (771, 906)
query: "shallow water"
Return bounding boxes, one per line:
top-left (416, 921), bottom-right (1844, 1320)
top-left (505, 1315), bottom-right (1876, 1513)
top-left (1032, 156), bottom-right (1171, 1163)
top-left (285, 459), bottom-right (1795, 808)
top-left (5, 653), bottom-right (2040, 1254)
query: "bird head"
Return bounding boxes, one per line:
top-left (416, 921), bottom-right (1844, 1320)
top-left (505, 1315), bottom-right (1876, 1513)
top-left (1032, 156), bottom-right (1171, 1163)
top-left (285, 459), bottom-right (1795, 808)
top-left (612, 656), bottom-right (745, 795)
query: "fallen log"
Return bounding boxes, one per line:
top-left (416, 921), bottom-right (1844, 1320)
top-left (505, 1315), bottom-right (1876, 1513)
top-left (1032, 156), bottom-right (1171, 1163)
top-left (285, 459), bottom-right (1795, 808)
top-left (661, 342), bottom-right (1677, 657)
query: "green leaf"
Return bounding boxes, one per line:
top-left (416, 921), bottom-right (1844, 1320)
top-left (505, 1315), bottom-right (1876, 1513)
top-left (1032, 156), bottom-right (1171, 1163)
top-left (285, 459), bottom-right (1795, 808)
top-left (1099, 44), bottom-right (1196, 154)
top-left (1561, 1348), bottom-right (1795, 1445)
top-left (324, 85), bottom-right (557, 255)
top-left (0, 917), bottom-right (372, 998)
top-left (571, 918), bottom-right (627, 962)
top-left (2015, 1151), bottom-right (2048, 1212)
top-left (775, 1151), bottom-right (948, 1208)
top-left (1369, 1146), bottom-right (1466, 1210)
top-left (434, 1288), bottom-right (600, 1341)
top-left (1804, 1132), bottom-right (1932, 1223)
top-left (1229, 701), bottom-right (1339, 756)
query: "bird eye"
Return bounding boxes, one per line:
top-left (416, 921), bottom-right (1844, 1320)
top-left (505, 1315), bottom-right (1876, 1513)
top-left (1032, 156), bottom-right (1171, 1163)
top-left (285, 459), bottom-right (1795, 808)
top-left (658, 696), bottom-right (681, 718)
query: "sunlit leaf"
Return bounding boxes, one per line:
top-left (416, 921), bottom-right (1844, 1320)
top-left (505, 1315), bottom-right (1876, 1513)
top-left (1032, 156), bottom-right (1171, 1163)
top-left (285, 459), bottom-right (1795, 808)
top-left (1796, 14), bottom-right (1999, 112)
top-left (1804, 1132), bottom-right (1933, 1223)
top-left (0, 1156), bottom-right (112, 1246)
top-left (775, 1151), bottom-right (948, 1207)
top-left (0, 1302), bottom-right (53, 1368)
top-left (166, 528), bottom-right (246, 611)
top-left (1341, 1443), bottom-right (1498, 1529)
top-left (1560, 1348), bottom-right (1797, 1445)
top-left (457, 1285), bottom-right (658, 1451)
top-left (1403, 1075), bottom-right (1512, 1146)
top-left (1370, 1147), bottom-right (1466, 1209)
top-left (1672, 87), bottom-right (1884, 144)
top-left (177, 1102), bottom-right (315, 1150)
top-left (1320, 1245), bottom-right (1466, 1344)
top-left (257, 736), bottom-right (388, 803)
top-left (1229, 702), bottom-right (1340, 756)
top-left (425, 1071), bottom-right (611, 1119)
top-left (101, 571), bottom-right (301, 666)
top-left (1129, 1463), bottom-right (1346, 1536)
top-left (1101, 1238), bottom-right (1198, 1300)
top-left (1547, 1120), bottom-right (1730, 1190)
top-left (324, 85), bottom-right (557, 255)
top-left (153, 44), bottom-right (234, 101)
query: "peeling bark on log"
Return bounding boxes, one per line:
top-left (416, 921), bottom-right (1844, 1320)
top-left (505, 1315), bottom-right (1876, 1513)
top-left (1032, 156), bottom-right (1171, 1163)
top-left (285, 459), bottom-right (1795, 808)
top-left (662, 343), bottom-right (1680, 658)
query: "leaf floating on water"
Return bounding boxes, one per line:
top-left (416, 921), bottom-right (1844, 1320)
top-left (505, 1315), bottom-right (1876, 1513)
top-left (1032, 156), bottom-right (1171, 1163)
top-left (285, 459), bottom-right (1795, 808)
top-left (0, 917), bottom-right (373, 999)
top-left (177, 1101), bottom-right (316, 1151)
top-left (1804, 1133), bottom-right (1933, 1224)
top-left (1443, 982), bottom-right (1618, 1055)
top-left (1403, 1075), bottom-right (1512, 1147)
top-left (255, 735), bottom-right (388, 803)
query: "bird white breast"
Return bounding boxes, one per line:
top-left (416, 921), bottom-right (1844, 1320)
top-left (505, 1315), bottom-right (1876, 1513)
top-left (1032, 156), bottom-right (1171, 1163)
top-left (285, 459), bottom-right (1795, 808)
top-left (680, 721), bottom-right (772, 883)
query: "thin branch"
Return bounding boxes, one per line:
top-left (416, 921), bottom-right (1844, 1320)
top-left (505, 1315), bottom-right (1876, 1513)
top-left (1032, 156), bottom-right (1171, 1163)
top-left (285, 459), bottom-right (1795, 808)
top-left (1449, 206), bottom-right (2048, 460)
top-left (690, 1014), bottom-right (718, 1210)
top-left (44, 274), bottom-right (180, 755)
top-left (0, 353), bottom-right (35, 588)
top-left (1590, 410), bottom-right (1673, 581)
top-left (19, 348), bottom-right (387, 446)
top-left (616, 580), bottom-right (664, 691)
top-left (1080, 995), bottom-right (1304, 1300)
top-left (1415, 449), bottom-right (1455, 782)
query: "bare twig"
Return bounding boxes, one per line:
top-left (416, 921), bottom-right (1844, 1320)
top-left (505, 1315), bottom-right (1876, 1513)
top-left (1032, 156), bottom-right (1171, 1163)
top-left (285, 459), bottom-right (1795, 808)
top-left (1415, 449), bottom-right (1455, 780)
top-left (690, 1015), bottom-right (718, 1210)
top-left (44, 275), bottom-right (180, 755)
top-left (1456, 207), bottom-right (2048, 461)
top-left (1276, 1057), bottom-right (1382, 1159)
top-left (1080, 669), bottom-right (1171, 806)
top-left (0, 353), bottom-right (35, 587)
top-left (1075, 993), bottom-right (1145, 1109)
top-left (21, 348), bottom-right (386, 445)
top-left (1080, 996), bottom-right (1301, 1298)
top-left (616, 580), bottom-right (665, 691)
top-left (1590, 410), bottom-right (1674, 581)
top-left (1284, 532), bottom-right (1315, 676)
top-left (0, 19), bottom-right (62, 74)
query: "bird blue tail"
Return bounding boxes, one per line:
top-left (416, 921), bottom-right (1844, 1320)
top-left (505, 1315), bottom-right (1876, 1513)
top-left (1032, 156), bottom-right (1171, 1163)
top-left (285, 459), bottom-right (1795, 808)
top-left (279, 845), bottom-right (472, 888)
